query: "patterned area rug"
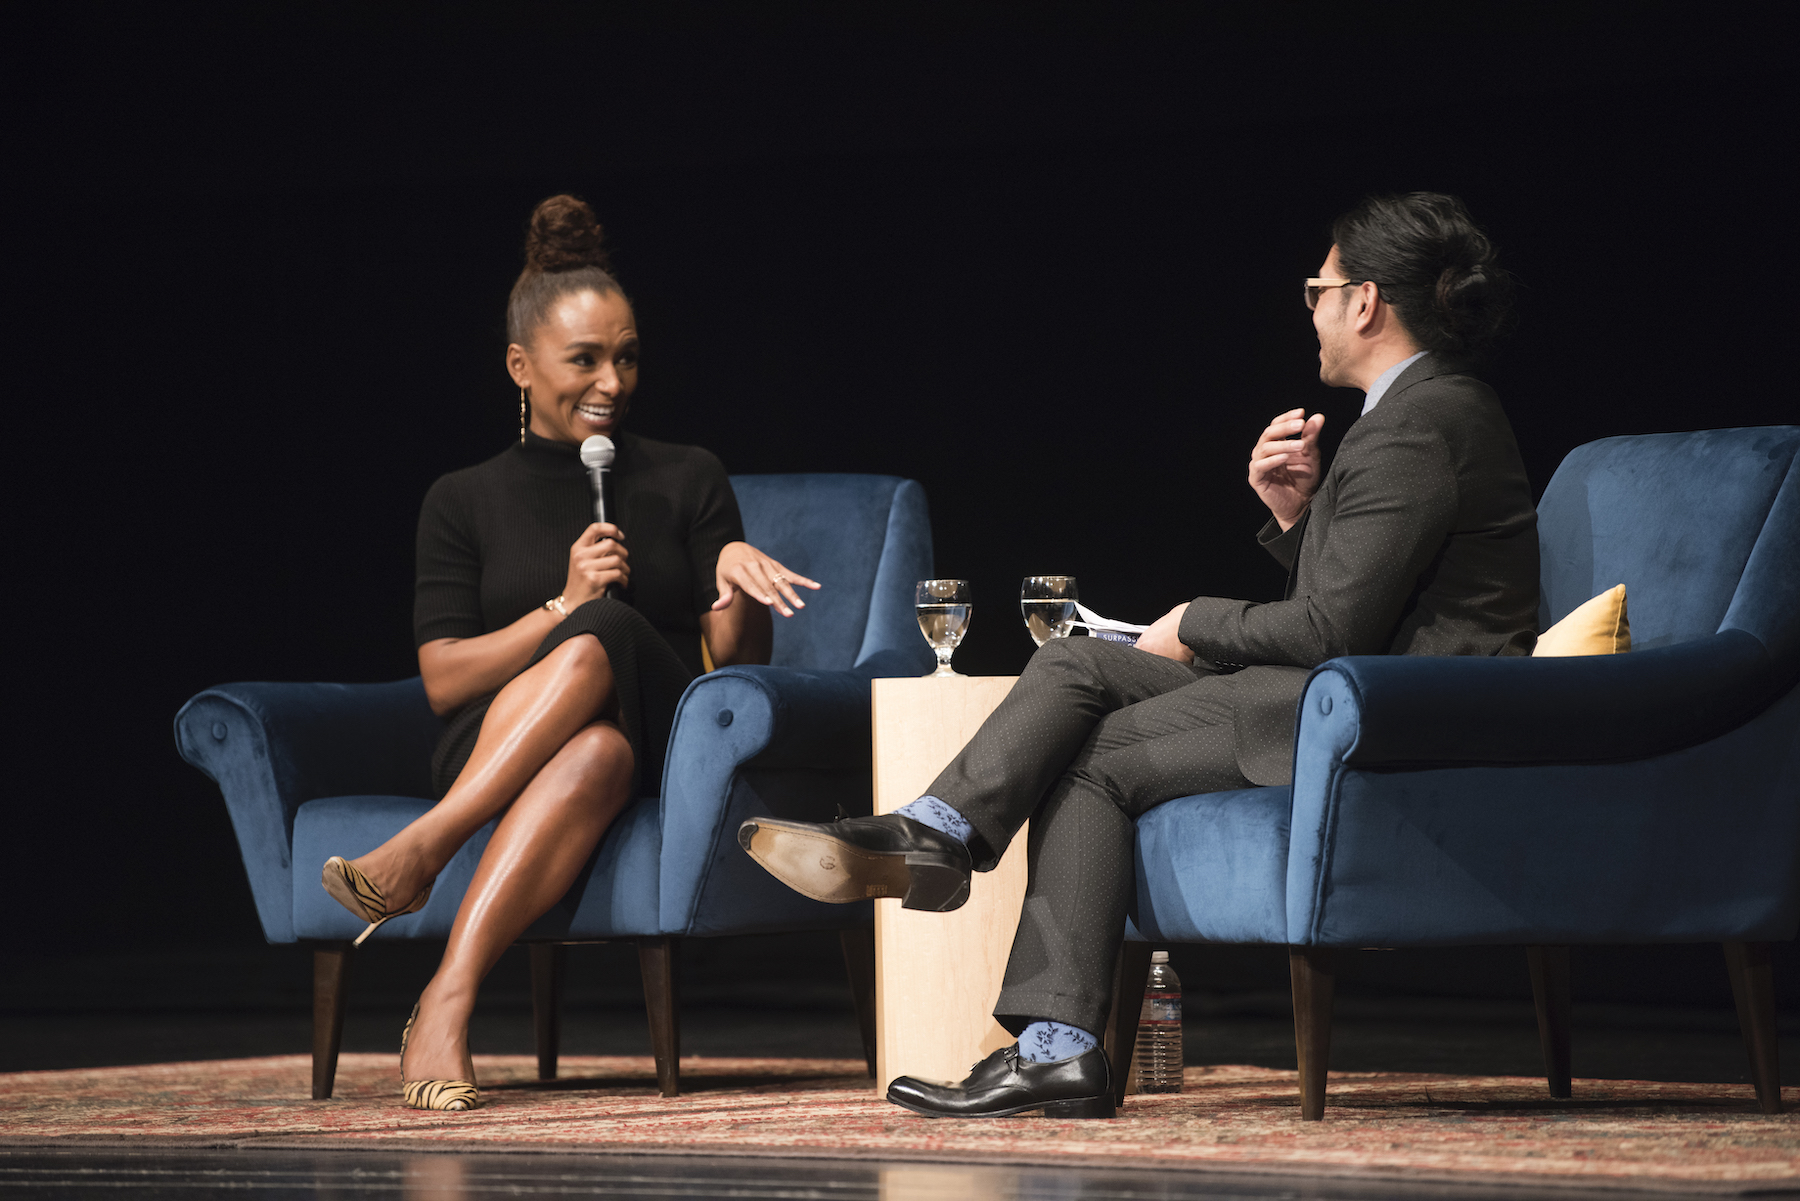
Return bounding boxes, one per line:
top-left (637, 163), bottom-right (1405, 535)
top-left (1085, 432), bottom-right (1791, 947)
top-left (3, 1055), bottom-right (1796, 1194)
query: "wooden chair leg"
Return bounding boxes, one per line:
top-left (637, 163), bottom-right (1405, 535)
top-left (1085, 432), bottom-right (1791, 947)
top-left (1526, 945), bottom-right (1572, 1099)
top-left (638, 937), bottom-right (681, 1097)
top-left (1724, 941), bottom-right (1784, 1114)
top-left (1289, 946), bottom-right (1336, 1121)
top-left (838, 927), bottom-right (878, 1078)
top-left (530, 943), bottom-right (567, 1082)
top-left (311, 942), bottom-right (353, 1100)
top-left (672, 939), bottom-right (683, 1065)
top-left (1103, 941), bottom-right (1155, 1105)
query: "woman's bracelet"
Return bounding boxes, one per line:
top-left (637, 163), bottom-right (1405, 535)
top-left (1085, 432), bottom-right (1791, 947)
top-left (543, 595), bottom-right (568, 617)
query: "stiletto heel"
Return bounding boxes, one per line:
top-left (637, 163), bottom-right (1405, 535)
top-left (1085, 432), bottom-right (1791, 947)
top-left (400, 1003), bottom-right (479, 1111)
top-left (321, 856), bottom-right (434, 946)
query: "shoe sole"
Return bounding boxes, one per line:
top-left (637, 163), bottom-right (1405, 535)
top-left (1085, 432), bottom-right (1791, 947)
top-left (886, 1091), bottom-right (1117, 1120)
top-left (738, 820), bottom-right (970, 912)
top-left (321, 857), bottom-right (384, 924)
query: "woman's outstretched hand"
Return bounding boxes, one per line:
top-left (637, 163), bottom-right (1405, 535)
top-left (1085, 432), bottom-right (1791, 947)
top-left (565, 522), bottom-right (631, 606)
top-left (713, 541), bottom-right (820, 618)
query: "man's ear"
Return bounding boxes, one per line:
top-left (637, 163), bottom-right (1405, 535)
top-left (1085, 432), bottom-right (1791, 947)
top-left (1349, 281), bottom-right (1383, 335)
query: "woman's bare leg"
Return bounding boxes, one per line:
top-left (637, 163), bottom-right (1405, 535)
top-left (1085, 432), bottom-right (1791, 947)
top-left (402, 718), bottom-right (635, 1083)
top-left (349, 635), bottom-right (616, 907)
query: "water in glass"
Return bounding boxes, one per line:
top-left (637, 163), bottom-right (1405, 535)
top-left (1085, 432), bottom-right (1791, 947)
top-left (915, 580), bottom-right (972, 676)
top-left (1020, 576), bottom-right (1078, 647)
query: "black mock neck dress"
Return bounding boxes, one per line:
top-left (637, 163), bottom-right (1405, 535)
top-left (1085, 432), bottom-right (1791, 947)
top-left (414, 429), bottom-right (744, 798)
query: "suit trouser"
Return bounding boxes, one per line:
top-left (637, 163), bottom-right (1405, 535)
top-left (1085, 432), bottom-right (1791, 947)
top-left (926, 636), bottom-right (1255, 1035)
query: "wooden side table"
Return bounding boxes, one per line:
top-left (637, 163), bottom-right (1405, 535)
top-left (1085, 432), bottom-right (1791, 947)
top-left (870, 674), bottom-right (1022, 1093)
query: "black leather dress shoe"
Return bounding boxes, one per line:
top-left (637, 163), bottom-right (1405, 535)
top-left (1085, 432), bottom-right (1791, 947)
top-left (737, 812), bottom-right (973, 912)
top-left (887, 1044), bottom-right (1116, 1119)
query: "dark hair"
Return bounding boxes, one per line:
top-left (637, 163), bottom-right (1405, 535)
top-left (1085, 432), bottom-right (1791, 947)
top-left (506, 194), bottom-right (626, 345)
top-left (1331, 193), bottom-right (1513, 362)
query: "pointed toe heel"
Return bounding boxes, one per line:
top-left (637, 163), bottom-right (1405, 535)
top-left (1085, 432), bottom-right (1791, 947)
top-left (1040, 1094), bottom-right (1117, 1120)
top-left (321, 856), bottom-right (434, 946)
top-left (402, 1079), bottom-right (480, 1111)
top-left (321, 856), bottom-right (384, 925)
top-left (399, 1003), bottom-right (480, 1111)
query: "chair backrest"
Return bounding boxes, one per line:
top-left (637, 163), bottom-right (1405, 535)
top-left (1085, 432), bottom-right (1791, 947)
top-left (729, 473), bottom-right (934, 674)
top-left (1538, 427), bottom-right (1800, 661)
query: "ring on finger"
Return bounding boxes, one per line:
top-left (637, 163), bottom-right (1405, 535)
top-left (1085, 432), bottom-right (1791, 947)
top-left (772, 573), bottom-right (787, 583)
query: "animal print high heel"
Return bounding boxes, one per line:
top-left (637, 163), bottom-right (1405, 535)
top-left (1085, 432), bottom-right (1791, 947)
top-left (400, 1003), bottom-right (480, 1111)
top-left (321, 856), bottom-right (433, 947)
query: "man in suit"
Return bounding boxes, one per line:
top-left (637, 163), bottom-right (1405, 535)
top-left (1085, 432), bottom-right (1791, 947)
top-left (741, 193), bottom-right (1540, 1118)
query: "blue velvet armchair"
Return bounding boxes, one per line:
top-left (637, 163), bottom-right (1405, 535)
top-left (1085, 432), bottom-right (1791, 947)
top-left (1113, 427), bottom-right (1800, 1118)
top-left (176, 473), bottom-right (934, 1098)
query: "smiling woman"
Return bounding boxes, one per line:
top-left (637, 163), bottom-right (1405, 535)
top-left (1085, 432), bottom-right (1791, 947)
top-left (510, 286), bottom-right (639, 441)
top-left (503, 197), bottom-right (646, 444)
top-left (317, 195), bottom-right (820, 1111)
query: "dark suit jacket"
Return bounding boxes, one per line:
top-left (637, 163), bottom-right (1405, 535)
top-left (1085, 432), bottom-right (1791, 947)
top-left (1177, 353), bottom-right (1540, 785)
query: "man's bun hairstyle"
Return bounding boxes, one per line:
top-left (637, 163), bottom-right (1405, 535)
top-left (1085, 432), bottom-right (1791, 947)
top-left (1331, 193), bottom-right (1514, 362)
top-left (507, 194), bottom-right (625, 345)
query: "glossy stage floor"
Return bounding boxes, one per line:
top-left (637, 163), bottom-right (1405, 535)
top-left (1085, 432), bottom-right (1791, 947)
top-left (10, 1146), bottom-right (1746, 1201)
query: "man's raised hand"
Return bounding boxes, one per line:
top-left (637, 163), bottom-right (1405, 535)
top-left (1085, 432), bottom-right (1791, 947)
top-left (1248, 408), bottom-right (1325, 531)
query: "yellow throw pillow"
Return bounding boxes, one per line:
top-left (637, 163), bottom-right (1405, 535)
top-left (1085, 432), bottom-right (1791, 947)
top-left (1534, 584), bottom-right (1631, 656)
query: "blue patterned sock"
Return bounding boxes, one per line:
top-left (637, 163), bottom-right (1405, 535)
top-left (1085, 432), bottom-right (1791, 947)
top-left (894, 795), bottom-right (972, 844)
top-left (1017, 1020), bottom-right (1099, 1063)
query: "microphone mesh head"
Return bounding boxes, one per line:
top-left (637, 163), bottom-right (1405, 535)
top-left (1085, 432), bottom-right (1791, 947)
top-left (579, 435), bottom-right (616, 468)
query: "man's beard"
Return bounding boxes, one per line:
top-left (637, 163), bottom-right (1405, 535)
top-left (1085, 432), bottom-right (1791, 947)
top-left (1317, 337), bottom-right (1349, 386)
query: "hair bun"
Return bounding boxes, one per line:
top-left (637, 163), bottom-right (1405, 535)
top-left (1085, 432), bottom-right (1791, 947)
top-left (1434, 255), bottom-right (1509, 345)
top-left (1435, 261), bottom-right (1486, 311)
top-left (524, 194), bottom-right (611, 274)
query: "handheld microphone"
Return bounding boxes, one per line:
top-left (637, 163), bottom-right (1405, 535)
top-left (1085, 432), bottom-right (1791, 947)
top-left (579, 435), bottom-right (615, 525)
top-left (579, 435), bottom-right (619, 600)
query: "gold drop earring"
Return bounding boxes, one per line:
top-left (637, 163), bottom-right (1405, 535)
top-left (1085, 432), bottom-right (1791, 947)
top-left (519, 387), bottom-right (528, 443)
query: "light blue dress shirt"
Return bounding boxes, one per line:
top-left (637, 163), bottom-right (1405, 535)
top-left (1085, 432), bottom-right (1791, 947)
top-left (1360, 351), bottom-right (1428, 415)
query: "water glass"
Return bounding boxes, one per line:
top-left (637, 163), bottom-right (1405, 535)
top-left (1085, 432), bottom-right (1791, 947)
top-left (916, 579), bottom-right (972, 677)
top-left (1020, 576), bottom-right (1078, 647)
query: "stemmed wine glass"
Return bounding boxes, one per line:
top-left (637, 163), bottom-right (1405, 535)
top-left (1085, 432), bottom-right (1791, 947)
top-left (1020, 576), bottom-right (1078, 647)
top-left (916, 579), bottom-right (972, 677)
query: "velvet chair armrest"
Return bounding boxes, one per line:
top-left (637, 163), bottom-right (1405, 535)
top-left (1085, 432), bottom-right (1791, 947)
top-left (657, 665), bottom-right (873, 931)
top-left (173, 679), bottom-right (443, 942)
top-left (1298, 629), bottom-right (1786, 771)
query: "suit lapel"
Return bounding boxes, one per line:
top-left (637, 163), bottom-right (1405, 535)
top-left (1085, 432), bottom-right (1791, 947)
top-left (1291, 353), bottom-right (1462, 600)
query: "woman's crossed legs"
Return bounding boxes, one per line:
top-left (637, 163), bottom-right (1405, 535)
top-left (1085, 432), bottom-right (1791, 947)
top-left (348, 634), bottom-right (634, 1084)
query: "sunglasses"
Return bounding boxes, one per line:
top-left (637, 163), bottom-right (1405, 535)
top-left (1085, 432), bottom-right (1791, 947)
top-left (1304, 277), bottom-right (1364, 310)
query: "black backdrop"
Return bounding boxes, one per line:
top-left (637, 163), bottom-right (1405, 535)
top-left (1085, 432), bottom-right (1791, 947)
top-left (5, 5), bottom-right (1792, 1004)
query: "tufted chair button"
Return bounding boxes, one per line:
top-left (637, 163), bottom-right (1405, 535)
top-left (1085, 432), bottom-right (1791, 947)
top-left (211, 721), bottom-right (228, 741)
top-left (717, 709), bottom-right (734, 727)
top-left (1318, 695), bottom-right (1333, 716)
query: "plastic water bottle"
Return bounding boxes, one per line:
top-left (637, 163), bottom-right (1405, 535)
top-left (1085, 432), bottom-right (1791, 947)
top-left (1133, 950), bottom-right (1183, 1093)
